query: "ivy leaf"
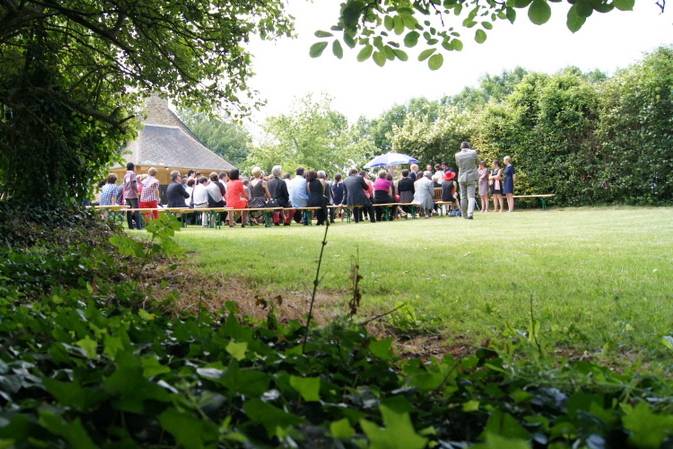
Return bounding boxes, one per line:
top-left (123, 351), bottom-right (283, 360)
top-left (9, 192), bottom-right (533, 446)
top-left (357, 45), bottom-right (373, 62)
top-left (38, 411), bottom-right (97, 449)
top-left (471, 433), bottom-right (531, 449)
top-left (141, 355), bottom-right (170, 378)
top-left (475, 29), bottom-right (487, 44)
top-left (309, 42), bottom-right (328, 58)
top-left (360, 404), bottom-right (427, 449)
top-left (289, 376), bottom-right (321, 401)
top-left (159, 408), bottom-right (217, 449)
top-left (614, 0), bottom-right (635, 10)
top-left (220, 365), bottom-right (270, 396)
top-left (330, 419), bottom-right (355, 439)
top-left (428, 53), bottom-right (444, 71)
top-left (369, 338), bottom-right (394, 360)
top-left (418, 48), bottom-right (435, 61)
top-left (243, 399), bottom-right (302, 435)
top-left (226, 340), bottom-right (248, 361)
top-left (332, 40), bottom-right (344, 59)
top-left (103, 335), bottom-right (124, 360)
top-left (76, 336), bottom-right (97, 359)
top-left (528, 0), bottom-right (551, 25)
top-left (314, 30), bottom-right (333, 38)
top-left (373, 51), bottom-right (387, 67)
top-left (622, 402), bottom-right (673, 449)
top-left (483, 410), bottom-right (529, 440)
top-left (138, 309), bottom-right (155, 321)
top-left (566, 5), bottom-right (587, 33)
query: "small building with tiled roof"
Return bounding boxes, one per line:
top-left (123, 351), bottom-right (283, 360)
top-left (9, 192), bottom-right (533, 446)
top-left (112, 95), bottom-right (235, 186)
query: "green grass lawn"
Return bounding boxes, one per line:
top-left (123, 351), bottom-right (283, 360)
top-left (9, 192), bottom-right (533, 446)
top-left (175, 207), bottom-right (673, 367)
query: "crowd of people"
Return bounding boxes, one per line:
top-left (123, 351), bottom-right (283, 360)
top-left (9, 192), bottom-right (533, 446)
top-left (97, 143), bottom-right (516, 229)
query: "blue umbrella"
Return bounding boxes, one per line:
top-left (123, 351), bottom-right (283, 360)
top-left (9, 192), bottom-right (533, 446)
top-left (363, 152), bottom-right (419, 169)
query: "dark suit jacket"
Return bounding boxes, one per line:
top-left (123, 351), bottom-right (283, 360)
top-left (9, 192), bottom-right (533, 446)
top-left (343, 175), bottom-right (369, 206)
top-left (268, 176), bottom-right (290, 207)
top-left (166, 182), bottom-right (190, 207)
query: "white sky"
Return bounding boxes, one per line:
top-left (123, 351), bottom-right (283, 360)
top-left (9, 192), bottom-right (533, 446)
top-left (244, 0), bottom-right (671, 139)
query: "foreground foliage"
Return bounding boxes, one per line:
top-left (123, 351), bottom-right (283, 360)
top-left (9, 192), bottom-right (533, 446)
top-left (2, 213), bottom-right (673, 448)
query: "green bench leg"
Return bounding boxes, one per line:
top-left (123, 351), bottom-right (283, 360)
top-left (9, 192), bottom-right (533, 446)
top-left (346, 208), bottom-right (351, 223)
top-left (264, 211), bottom-right (272, 227)
top-left (303, 210), bottom-right (311, 225)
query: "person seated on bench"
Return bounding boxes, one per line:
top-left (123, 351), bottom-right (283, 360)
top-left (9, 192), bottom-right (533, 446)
top-left (225, 169), bottom-right (250, 228)
top-left (413, 171), bottom-right (434, 218)
top-left (268, 165), bottom-right (292, 226)
top-left (373, 170), bottom-right (394, 222)
top-left (191, 176), bottom-right (210, 227)
top-left (441, 170), bottom-right (460, 216)
top-left (307, 170), bottom-right (328, 226)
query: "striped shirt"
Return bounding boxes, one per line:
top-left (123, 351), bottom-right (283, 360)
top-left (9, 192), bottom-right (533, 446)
top-left (100, 184), bottom-right (121, 205)
top-left (140, 176), bottom-right (160, 202)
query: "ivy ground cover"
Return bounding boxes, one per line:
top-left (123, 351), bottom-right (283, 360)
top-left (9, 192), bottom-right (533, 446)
top-left (176, 207), bottom-right (673, 371)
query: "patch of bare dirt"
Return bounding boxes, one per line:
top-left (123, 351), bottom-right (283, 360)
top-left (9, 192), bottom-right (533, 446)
top-left (137, 257), bottom-right (477, 361)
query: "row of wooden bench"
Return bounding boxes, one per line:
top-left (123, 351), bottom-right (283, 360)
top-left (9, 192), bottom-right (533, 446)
top-left (95, 193), bottom-right (554, 228)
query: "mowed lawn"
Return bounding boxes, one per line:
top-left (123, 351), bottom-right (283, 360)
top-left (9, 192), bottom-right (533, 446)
top-left (176, 207), bottom-right (673, 364)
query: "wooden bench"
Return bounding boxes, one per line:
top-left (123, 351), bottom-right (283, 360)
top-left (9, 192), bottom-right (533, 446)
top-left (512, 194), bottom-right (555, 209)
top-left (100, 206), bottom-right (323, 228)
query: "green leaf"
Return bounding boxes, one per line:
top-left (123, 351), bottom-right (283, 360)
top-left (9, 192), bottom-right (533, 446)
top-left (309, 42), bottom-right (328, 58)
top-left (243, 399), bottom-right (302, 435)
top-left (384, 15), bottom-right (394, 31)
top-left (528, 0), bottom-right (551, 25)
top-left (226, 340), bottom-right (247, 361)
top-left (369, 338), bottom-right (394, 360)
top-left (314, 30), bottom-right (333, 38)
top-left (506, 7), bottom-right (517, 23)
top-left (330, 418), bottom-right (355, 439)
top-left (343, 31), bottom-right (356, 48)
top-left (159, 408), bottom-right (217, 449)
top-left (393, 49), bottom-right (409, 61)
top-left (482, 21), bottom-right (493, 30)
top-left (103, 335), bottom-right (124, 360)
top-left (76, 336), bottom-right (97, 359)
top-left (44, 379), bottom-right (89, 411)
top-left (220, 365), bottom-right (270, 396)
top-left (471, 432), bottom-right (531, 449)
top-left (373, 51), bottom-right (387, 67)
top-left (483, 410), bottom-right (529, 440)
top-left (566, 5), bottom-right (587, 32)
top-left (475, 29), bottom-right (487, 44)
top-left (463, 400), bottom-right (480, 412)
top-left (418, 48), bottom-right (435, 61)
top-left (511, 0), bottom-right (533, 7)
top-left (360, 404), bottom-right (427, 449)
top-left (402, 14), bottom-right (418, 29)
top-left (38, 411), bottom-right (98, 449)
top-left (622, 402), bottom-right (673, 449)
top-left (452, 39), bottom-right (464, 51)
top-left (138, 309), bottom-right (155, 321)
top-left (393, 16), bottom-right (405, 35)
top-left (662, 335), bottom-right (673, 351)
top-left (357, 45), bottom-right (373, 62)
top-left (404, 31), bottom-right (420, 47)
top-left (332, 40), bottom-right (344, 59)
top-left (289, 376), bottom-right (321, 401)
top-left (428, 53), bottom-right (444, 71)
top-left (141, 355), bottom-right (170, 378)
top-left (614, 0), bottom-right (635, 10)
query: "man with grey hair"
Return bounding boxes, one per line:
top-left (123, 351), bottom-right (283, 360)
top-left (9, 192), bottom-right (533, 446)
top-left (454, 141), bottom-right (478, 220)
top-left (413, 170), bottom-right (435, 218)
top-left (268, 165), bottom-right (291, 225)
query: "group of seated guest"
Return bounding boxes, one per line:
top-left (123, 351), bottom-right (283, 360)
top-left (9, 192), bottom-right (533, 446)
top-left (95, 161), bottom-right (473, 228)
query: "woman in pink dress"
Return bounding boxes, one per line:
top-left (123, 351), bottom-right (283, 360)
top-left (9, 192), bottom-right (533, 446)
top-left (478, 161), bottom-right (490, 212)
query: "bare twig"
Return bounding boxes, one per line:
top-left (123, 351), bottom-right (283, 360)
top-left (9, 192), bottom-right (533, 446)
top-left (302, 220), bottom-right (330, 352)
top-left (359, 303), bottom-right (406, 326)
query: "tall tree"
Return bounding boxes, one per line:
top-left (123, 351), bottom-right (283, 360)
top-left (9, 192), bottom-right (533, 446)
top-left (0, 0), bottom-right (291, 204)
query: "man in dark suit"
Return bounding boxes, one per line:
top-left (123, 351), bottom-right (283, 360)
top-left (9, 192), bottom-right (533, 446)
top-left (343, 168), bottom-right (374, 223)
top-left (166, 170), bottom-right (190, 207)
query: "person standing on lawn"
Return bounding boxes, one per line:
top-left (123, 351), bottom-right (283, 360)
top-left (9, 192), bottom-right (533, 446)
top-left (122, 162), bottom-right (142, 229)
top-left (454, 141), bottom-right (478, 220)
top-left (503, 155), bottom-right (516, 212)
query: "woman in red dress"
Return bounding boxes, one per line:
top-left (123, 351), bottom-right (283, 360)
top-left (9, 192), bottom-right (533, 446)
top-left (225, 169), bottom-right (250, 227)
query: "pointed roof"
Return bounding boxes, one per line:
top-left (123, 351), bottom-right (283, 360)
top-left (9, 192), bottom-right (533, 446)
top-left (120, 96), bottom-right (235, 171)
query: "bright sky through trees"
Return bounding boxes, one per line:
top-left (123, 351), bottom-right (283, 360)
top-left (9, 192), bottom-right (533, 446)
top-left (245, 0), bottom-right (671, 138)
